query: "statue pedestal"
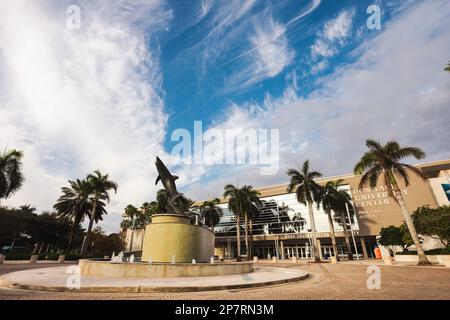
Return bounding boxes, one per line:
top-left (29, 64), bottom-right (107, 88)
top-left (141, 214), bottom-right (215, 263)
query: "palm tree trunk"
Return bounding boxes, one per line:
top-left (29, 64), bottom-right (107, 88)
top-left (340, 211), bottom-right (353, 260)
top-left (244, 213), bottom-right (249, 260)
top-left (66, 224), bottom-right (77, 252)
top-left (236, 215), bottom-right (241, 262)
top-left (393, 186), bottom-right (431, 265)
top-left (326, 210), bottom-right (339, 260)
top-left (308, 202), bottom-right (321, 262)
top-left (249, 218), bottom-right (254, 259)
top-left (81, 200), bottom-right (97, 255)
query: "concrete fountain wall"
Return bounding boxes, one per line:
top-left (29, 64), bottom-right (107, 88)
top-left (141, 214), bottom-right (214, 263)
top-left (78, 214), bottom-right (253, 278)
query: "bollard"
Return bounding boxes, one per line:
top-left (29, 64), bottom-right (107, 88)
top-left (272, 256), bottom-right (278, 263)
top-left (58, 255), bottom-right (65, 264)
top-left (29, 255), bottom-right (39, 264)
top-left (291, 256), bottom-right (298, 264)
top-left (192, 259), bottom-right (196, 264)
top-left (330, 256), bottom-right (338, 264)
top-left (253, 256), bottom-right (258, 263)
top-left (148, 256), bottom-right (153, 264)
top-left (210, 256), bottom-right (215, 264)
top-left (0, 254), bottom-right (5, 264)
top-left (171, 255), bottom-right (176, 264)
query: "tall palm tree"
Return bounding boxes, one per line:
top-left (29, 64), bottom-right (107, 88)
top-left (81, 170), bottom-right (118, 255)
top-left (123, 204), bottom-right (139, 252)
top-left (332, 184), bottom-right (354, 260)
top-left (287, 160), bottom-right (322, 262)
top-left (199, 198), bottom-right (223, 228)
top-left (223, 184), bottom-right (260, 261)
top-left (0, 149), bottom-right (24, 202)
top-left (223, 184), bottom-right (243, 261)
top-left (241, 186), bottom-right (261, 260)
top-left (54, 179), bottom-right (92, 251)
top-left (319, 181), bottom-right (341, 260)
top-left (354, 139), bottom-right (430, 265)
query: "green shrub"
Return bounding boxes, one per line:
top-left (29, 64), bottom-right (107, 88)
top-left (5, 253), bottom-right (32, 260)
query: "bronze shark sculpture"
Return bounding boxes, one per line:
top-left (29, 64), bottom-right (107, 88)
top-left (155, 156), bottom-right (185, 215)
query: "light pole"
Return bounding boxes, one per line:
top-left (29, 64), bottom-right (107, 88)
top-left (345, 203), bottom-right (360, 263)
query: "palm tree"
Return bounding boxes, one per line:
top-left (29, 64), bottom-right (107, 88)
top-left (0, 149), bottom-right (24, 202)
top-left (223, 184), bottom-right (243, 261)
top-left (319, 181), bottom-right (341, 260)
top-left (223, 184), bottom-right (261, 261)
top-left (199, 198), bottom-right (223, 228)
top-left (241, 186), bottom-right (261, 260)
top-left (81, 170), bottom-right (118, 255)
top-left (354, 139), bottom-right (430, 265)
top-left (123, 204), bottom-right (139, 252)
top-left (332, 184), bottom-right (355, 260)
top-left (287, 160), bottom-right (322, 262)
top-left (54, 179), bottom-right (92, 251)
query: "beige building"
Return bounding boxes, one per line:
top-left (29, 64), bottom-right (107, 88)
top-left (124, 159), bottom-right (450, 260)
top-left (213, 159), bottom-right (450, 260)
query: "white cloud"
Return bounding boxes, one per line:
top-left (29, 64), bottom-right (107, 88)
top-left (0, 0), bottom-right (172, 232)
top-left (311, 8), bottom-right (354, 59)
top-left (323, 9), bottom-right (354, 41)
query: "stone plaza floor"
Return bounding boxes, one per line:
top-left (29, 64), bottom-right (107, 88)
top-left (0, 260), bottom-right (449, 300)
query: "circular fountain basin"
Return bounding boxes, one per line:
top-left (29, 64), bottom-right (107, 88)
top-left (141, 214), bottom-right (215, 263)
top-left (79, 259), bottom-right (253, 278)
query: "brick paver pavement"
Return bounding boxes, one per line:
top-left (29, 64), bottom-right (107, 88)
top-left (1, 262), bottom-right (449, 300)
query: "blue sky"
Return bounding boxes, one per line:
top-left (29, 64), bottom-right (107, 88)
top-left (1, 0), bottom-right (449, 233)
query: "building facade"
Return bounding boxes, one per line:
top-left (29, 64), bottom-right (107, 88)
top-left (213, 159), bottom-right (450, 260)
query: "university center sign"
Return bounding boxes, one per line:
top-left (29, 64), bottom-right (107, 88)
top-left (350, 185), bottom-right (408, 208)
top-left (348, 183), bottom-right (411, 236)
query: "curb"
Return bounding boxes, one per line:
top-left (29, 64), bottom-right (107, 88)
top-left (0, 272), bottom-right (309, 293)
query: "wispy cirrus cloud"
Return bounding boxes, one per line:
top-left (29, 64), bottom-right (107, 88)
top-left (224, 16), bottom-right (294, 91)
top-left (311, 8), bottom-right (355, 60)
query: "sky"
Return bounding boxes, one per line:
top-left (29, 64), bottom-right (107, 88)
top-left (1, 0), bottom-right (449, 233)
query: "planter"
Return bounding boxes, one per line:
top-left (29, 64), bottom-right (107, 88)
top-left (394, 254), bottom-right (450, 265)
top-left (442, 256), bottom-right (450, 267)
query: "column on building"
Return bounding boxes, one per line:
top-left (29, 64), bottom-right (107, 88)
top-left (280, 240), bottom-right (285, 260)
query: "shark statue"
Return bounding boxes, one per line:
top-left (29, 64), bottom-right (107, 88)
top-left (155, 156), bottom-right (185, 215)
